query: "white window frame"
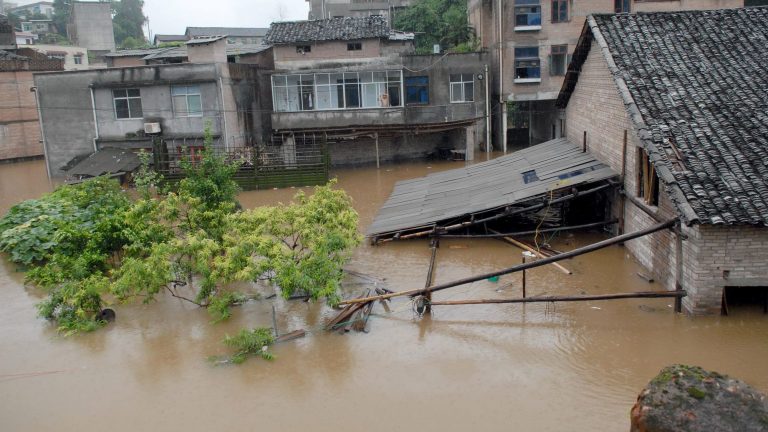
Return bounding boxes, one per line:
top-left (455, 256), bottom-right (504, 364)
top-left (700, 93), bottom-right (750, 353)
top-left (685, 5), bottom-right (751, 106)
top-left (73, 55), bottom-right (83, 65)
top-left (171, 85), bottom-right (203, 117)
top-left (449, 73), bottom-right (475, 103)
top-left (113, 88), bottom-right (143, 120)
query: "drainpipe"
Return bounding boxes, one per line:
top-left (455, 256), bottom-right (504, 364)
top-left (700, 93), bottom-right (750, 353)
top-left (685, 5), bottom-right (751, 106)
top-left (219, 76), bottom-right (229, 151)
top-left (89, 86), bottom-right (99, 153)
top-left (30, 86), bottom-right (51, 180)
top-left (485, 63), bottom-right (491, 153)
top-left (498, 0), bottom-right (507, 153)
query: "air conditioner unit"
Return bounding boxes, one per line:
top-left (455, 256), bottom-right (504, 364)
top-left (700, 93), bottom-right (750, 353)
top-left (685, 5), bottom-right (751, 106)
top-left (144, 122), bottom-right (161, 134)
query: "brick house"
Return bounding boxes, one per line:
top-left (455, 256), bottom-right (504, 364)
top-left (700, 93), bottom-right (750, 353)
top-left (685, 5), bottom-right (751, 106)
top-left (557, 8), bottom-right (768, 314)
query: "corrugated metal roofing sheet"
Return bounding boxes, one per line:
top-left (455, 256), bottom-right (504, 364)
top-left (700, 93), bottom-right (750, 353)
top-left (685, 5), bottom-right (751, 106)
top-left (367, 138), bottom-right (618, 237)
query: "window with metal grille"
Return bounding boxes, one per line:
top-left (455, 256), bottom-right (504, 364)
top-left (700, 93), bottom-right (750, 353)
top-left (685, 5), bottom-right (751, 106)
top-left (515, 0), bottom-right (541, 27)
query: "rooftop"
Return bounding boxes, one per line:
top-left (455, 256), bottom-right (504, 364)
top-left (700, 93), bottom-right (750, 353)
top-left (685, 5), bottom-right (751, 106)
top-left (558, 8), bottom-right (768, 226)
top-left (265, 16), bottom-right (405, 44)
top-left (185, 27), bottom-right (268, 38)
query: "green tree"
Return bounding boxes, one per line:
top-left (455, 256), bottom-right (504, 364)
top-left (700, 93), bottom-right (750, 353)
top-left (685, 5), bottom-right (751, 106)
top-left (112, 0), bottom-right (146, 46)
top-left (52, 0), bottom-right (70, 36)
top-left (393, 0), bottom-right (476, 54)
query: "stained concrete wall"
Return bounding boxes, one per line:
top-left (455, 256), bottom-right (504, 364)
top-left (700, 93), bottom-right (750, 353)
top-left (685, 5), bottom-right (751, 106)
top-left (68, 1), bottom-right (115, 55)
top-left (327, 129), bottom-right (458, 166)
top-left (565, 38), bottom-right (768, 315)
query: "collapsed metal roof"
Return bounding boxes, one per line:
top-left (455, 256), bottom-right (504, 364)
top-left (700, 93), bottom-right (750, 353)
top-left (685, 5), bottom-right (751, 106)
top-left (66, 147), bottom-right (141, 178)
top-left (367, 138), bottom-right (618, 238)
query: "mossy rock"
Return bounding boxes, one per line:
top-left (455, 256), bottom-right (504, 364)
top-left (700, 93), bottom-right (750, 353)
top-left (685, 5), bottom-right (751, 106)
top-left (631, 364), bottom-right (768, 432)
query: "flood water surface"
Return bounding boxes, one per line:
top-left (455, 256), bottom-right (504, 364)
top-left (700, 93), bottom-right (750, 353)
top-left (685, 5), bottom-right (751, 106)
top-left (1, 159), bottom-right (767, 431)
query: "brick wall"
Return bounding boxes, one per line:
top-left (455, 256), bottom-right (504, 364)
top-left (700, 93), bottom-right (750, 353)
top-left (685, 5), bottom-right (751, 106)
top-left (0, 71), bottom-right (42, 160)
top-left (682, 225), bottom-right (768, 314)
top-left (565, 38), bottom-right (768, 315)
top-left (274, 39), bottom-right (382, 63)
top-left (565, 39), bottom-right (679, 307)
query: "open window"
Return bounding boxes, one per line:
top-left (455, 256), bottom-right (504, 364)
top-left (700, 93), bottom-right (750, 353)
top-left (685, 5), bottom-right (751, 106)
top-left (514, 0), bottom-right (541, 31)
top-left (637, 148), bottom-right (659, 206)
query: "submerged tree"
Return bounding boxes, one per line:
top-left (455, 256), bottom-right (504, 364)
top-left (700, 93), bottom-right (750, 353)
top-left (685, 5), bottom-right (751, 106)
top-left (0, 126), bottom-right (360, 345)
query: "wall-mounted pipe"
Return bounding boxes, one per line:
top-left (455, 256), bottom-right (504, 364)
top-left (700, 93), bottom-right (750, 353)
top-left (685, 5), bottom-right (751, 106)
top-left (30, 86), bottom-right (51, 180)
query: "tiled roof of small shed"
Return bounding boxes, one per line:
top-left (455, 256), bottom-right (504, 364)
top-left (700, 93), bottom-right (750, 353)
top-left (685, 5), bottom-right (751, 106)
top-left (560, 8), bottom-right (768, 226)
top-left (264, 16), bottom-right (390, 44)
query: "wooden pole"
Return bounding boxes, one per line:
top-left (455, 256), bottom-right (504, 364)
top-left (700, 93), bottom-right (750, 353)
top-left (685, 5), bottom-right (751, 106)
top-left (424, 237), bottom-right (439, 312)
top-left (582, 131), bottom-right (587, 153)
top-left (675, 225), bottom-right (684, 313)
top-left (429, 290), bottom-right (686, 306)
top-left (375, 132), bottom-right (380, 169)
top-left (438, 219), bottom-right (618, 239)
top-left (340, 219), bottom-right (677, 305)
top-left (522, 255), bottom-right (527, 298)
top-left (619, 129), bottom-right (628, 238)
top-left (381, 182), bottom-right (617, 242)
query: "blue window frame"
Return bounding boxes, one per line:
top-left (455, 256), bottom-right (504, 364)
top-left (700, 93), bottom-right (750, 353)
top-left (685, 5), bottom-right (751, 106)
top-left (405, 76), bottom-right (429, 104)
top-left (515, 0), bottom-right (541, 26)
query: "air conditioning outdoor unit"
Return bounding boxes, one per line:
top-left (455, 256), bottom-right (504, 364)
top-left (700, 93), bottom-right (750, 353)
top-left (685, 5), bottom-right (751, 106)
top-left (144, 122), bottom-right (161, 134)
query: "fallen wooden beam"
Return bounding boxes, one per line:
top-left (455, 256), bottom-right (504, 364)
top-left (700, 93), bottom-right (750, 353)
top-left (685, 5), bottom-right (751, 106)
top-left (352, 301), bottom-right (375, 332)
top-left (436, 219), bottom-right (618, 239)
top-left (490, 230), bottom-right (572, 275)
top-left (428, 290), bottom-right (686, 306)
top-left (339, 219), bottom-right (677, 306)
top-left (275, 329), bottom-right (306, 343)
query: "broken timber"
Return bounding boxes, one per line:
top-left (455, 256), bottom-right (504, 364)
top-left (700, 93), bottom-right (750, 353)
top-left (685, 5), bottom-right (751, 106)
top-left (489, 229), bottom-right (572, 275)
top-left (437, 219), bottom-right (618, 239)
top-left (429, 291), bottom-right (686, 306)
top-left (339, 219), bottom-right (678, 306)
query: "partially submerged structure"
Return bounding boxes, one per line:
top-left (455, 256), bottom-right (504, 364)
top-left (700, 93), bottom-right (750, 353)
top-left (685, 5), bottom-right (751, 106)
top-left (556, 8), bottom-right (768, 314)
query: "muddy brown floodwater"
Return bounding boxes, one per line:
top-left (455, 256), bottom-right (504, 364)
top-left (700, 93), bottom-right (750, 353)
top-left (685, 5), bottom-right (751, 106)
top-left (1, 158), bottom-right (767, 431)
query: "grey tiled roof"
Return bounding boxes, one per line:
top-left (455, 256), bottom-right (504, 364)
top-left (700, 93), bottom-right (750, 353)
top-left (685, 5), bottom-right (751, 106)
top-left (264, 16), bottom-right (390, 44)
top-left (563, 8), bottom-right (768, 226)
top-left (0, 49), bottom-right (27, 60)
top-left (186, 27), bottom-right (268, 38)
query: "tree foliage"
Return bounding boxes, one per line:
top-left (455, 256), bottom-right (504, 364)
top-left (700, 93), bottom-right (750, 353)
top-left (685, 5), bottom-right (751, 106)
top-left (0, 126), bottom-right (360, 340)
top-left (393, 0), bottom-right (476, 54)
top-left (112, 0), bottom-right (146, 46)
top-left (52, 0), bottom-right (70, 36)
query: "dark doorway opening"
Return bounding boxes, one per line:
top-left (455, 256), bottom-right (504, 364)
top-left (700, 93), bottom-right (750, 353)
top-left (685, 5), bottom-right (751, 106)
top-left (722, 286), bottom-right (768, 316)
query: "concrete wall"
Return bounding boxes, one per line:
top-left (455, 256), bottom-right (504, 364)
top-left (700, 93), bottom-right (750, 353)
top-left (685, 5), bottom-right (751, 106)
top-left (0, 71), bottom-right (42, 160)
top-left (327, 129), bottom-right (457, 165)
top-left (69, 1), bottom-right (115, 54)
top-left (308, 0), bottom-right (414, 19)
top-left (34, 63), bottom-right (229, 175)
top-left (565, 38), bottom-right (767, 315)
top-left (108, 56), bottom-right (147, 68)
top-left (187, 38), bottom-right (227, 64)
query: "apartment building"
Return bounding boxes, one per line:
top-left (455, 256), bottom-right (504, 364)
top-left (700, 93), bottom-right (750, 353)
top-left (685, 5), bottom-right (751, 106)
top-left (306, 0), bottom-right (414, 20)
top-left (468, 0), bottom-right (743, 151)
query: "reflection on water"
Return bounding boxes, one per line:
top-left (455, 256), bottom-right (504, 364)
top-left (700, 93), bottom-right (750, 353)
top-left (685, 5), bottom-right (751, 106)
top-left (1, 158), bottom-right (767, 431)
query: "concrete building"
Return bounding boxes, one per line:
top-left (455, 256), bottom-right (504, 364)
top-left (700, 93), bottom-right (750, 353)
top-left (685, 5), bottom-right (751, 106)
top-left (266, 16), bottom-right (489, 165)
top-left (152, 34), bottom-right (187, 46)
top-left (68, 1), bottom-right (115, 60)
top-left (8, 1), bottom-right (53, 19)
top-left (34, 37), bottom-right (270, 176)
top-left (557, 8), bottom-right (768, 315)
top-left (1, 48), bottom-right (63, 161)
top-left (185, 27), bottom-right (268, 45)
top-left (14, 29), bottom-right (35, 45)
top-left (29, 44), bottom-right (88, 70)
top-left (468, 0), bottom-right (744, 152)
top-left (104, 43), bottom-right (273, 68)
top-left (306, 0), bottom-right (414, 21)
top-left (20, 19), bottom-right (55, 35)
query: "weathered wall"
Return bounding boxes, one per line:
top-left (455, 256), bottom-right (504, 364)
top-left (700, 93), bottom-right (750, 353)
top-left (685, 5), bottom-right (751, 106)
top-left (187, 39), bottom-right (227, 64)
top-left (327, 129), bottom-right (457, 166)
top-left (69, 1), bottom-right (115, 54)
top-left (0, 71), bottom-right (42, 161)
top-left (682, 225), bottom-right (768, 315)
top-left (108, 56), bottom-right (147, 68)
top-left (565, 39), bottom-right (679, 306)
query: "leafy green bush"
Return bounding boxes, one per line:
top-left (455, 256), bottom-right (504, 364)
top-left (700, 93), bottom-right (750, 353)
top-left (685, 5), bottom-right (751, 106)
top-left (222, 328), bottom-right (275, 363)
top-left (36, 275), bottom-right (110, 335)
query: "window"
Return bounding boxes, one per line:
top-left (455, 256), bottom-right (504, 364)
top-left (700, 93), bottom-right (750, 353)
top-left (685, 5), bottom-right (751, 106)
top-left (73, 55), bottom-right (83, 65)
top-left (637, 149), bottom-right (659, 206)
top-left (296, 45), bottom-right (311, 54)
top-left (514, 0), bottom-right (541, 29)
top-left (551, 0), bottom-right (569, 22)
top-left (347, 42), bottom-right (362, 51)
top-left (171, 85), bottom-right (202, 117)
top-left (514, 47), bottom-right (541, 80)
top-left (550, 44), bottom-right (568, 76)
top-left (272, 70), bottom-right (402, 112)
top-left (113, 88), bottom-right (143, 119)
top-left (449, 74), bottom-right (474, 103)
top-left (405, 76), bottom-right (429, 104)
top-left (615, 0), bottom-right (631, 13)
